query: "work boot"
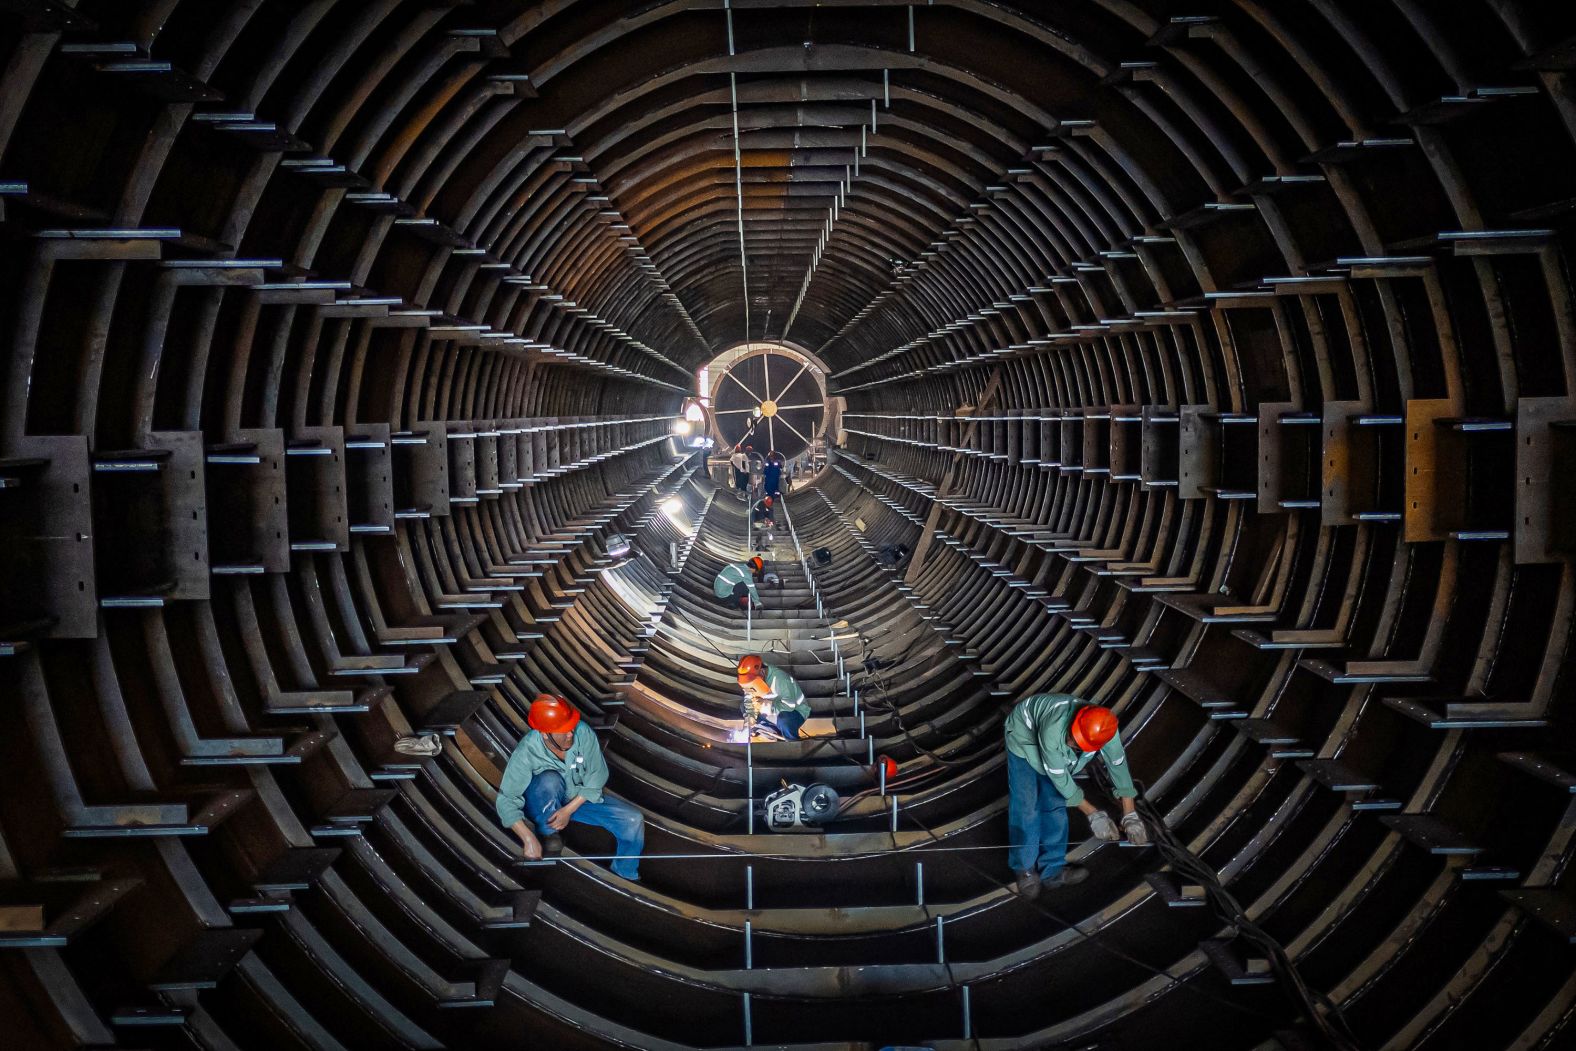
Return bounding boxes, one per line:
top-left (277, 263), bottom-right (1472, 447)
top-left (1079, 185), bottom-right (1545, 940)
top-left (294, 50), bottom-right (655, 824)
top-left (1014, 869), bottom-right (1042, 901)
top-left (542, 833), bottom-right (563, 855)
top-left (1045, 864), bottom-right (1089, 888)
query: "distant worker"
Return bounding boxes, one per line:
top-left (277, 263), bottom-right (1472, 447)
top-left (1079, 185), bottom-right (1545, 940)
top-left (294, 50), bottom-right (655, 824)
top-left (496, 694), bottom-right (645, 881)
top-left (730, 445), bottom-right (750, 496)
top-left (752, 494), bottom-right (775, 529)
top-left (1004, 695), bottom-right (1145, 900)
top-left (746, 446), bottom-right (765, 493)
top-left (763, 451), bottom-right (783, 498)
top-left (737, 654), bottom-right (810, 740)
top-left (714, 555), bottom-right (767, 608)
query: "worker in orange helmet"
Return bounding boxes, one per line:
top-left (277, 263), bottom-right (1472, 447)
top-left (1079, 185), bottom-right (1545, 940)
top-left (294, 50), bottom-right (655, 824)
top-left (1003, 695), bottom-right (1145, 900)
top-left (751, 493), bottom-right (775, 529)
top-left (713, 554), bottom-right (767, 608)
top-left (737, 654), bottom-right (809, 739)
top-left (495, 694), bottom-right (645, 881)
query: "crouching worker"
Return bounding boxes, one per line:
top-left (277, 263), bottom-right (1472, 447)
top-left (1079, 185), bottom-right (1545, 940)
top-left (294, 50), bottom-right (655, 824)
top-left (714, 555), bottom-right (766, 609)
top-left (496, 694), bottom-right (644, 881)
top-left (737, 654), bottom-right (810, 740)
top-left (1004, 695), bottom-right (1146, 900)
top-left (751, 494), bottom-right (775, 529)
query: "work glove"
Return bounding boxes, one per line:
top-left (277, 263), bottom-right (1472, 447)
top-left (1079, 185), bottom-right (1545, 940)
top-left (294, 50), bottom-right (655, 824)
top-left (1088, 810), bottom-right (1120, 842)
top-left (393, 733), bottom-right (442, 757)
top-left (1121, 811), bottom-right (1149, 847)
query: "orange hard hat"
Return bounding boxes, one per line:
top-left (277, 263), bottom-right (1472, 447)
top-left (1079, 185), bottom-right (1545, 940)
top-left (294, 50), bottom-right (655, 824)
top-left (528, 694), bottom-right (580, 734)
top-left (1069, 705), bottom-right (1118, 752)
top-left (749, 556), bottom-right (764, 572)
top-left (878, 755), bottom-right (899, 780)
top-left (736, 654), bottom-right (764, 685)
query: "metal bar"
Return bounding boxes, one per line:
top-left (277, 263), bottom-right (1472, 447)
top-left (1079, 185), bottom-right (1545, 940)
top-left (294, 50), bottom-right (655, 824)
top-left (936, 915), bottom-right (945, 963)
top-left (917, 862), bottom-right (924, 906)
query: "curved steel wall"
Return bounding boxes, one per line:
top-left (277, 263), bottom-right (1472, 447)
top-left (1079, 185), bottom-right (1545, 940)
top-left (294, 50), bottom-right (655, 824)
top-left (0, 3), bottom-right (1574, 1049)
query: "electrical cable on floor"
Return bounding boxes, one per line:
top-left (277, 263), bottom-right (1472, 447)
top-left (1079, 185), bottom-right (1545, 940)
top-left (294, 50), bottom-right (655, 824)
top-left (1129, 781), bottom-right (1362, 1051)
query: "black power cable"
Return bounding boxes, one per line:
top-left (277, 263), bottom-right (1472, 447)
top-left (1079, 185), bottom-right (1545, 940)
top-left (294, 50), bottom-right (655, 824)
top-left (1125, 778), bottom-right (1363, 1051)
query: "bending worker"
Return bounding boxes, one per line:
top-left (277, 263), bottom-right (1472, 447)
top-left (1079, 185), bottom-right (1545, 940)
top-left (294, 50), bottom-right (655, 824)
top-left (752, 494), bottom-right (775, 529)
top-left (714, 555), bottom-right (766, 609)
top-left (495, 694), bottom-right (645, 882)
top-left (1005, 695), bottom-right (1147, 899)
top-left (737, 654), bottom-right (810, 740)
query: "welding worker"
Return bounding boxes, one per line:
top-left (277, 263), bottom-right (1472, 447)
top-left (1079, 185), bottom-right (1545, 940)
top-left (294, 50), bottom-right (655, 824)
top-left (495, 694), bottom-right (644, 881)
top-left (714, 555), bottom-right (766, 608)
top-left (737, 654), bottom-right (810, 740)
top-left (1004, 695), bottom-right (1146, 900)
top-left (730, 445), bottom-right (750, 496)
top-left (752, 494), bottom-right (775, 529)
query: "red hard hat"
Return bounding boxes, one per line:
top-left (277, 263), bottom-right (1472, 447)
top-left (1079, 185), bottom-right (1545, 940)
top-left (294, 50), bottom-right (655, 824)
top-left (528, 694), bottom-right (580, 734)
top-left (737, 654), bottom-right (764, 685)
top-left (763, 496), bottom-right (773, 507)
top-left (878, 755), bottom-right (899, 780)
top-left (1069, 706), bottom-right (1118, 752)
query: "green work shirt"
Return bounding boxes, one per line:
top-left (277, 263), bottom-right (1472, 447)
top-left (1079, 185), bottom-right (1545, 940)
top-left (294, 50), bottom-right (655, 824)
top-left (495, 722), bottom-right (609, 829)
top-left (713, 561), bottom-right (760, 604)
top-left (1003, 694), bottom-right (1136, 807)
top-left (749, 663), bottom-right (810, 721)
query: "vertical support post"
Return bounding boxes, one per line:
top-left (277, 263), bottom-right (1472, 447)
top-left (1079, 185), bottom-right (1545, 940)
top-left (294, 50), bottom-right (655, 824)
top-left (936, 915), bottom-right (945, 963)
top-left (747, 736), bottom-right (755, 835)
top-left (890, 794), bottom-right (899, 832)
top-left (867, 737), bottom-right (874, 764)
top-left (743, 992), bottom-right (753, 1046)
top-left (860, 711), bottom-right (867, 739)
top-left (744, 920), bottom-right (753, 969)
top-left (916, 862), bottom-right (924, 906)
top-left (746, 864), bottom-right (754, 910)
top-left (961, 985), bottom-right (971, 1039)
top-left (879, 761), bottom-right (887, 797)
top-left (853, 689), bottom-right (860, 717)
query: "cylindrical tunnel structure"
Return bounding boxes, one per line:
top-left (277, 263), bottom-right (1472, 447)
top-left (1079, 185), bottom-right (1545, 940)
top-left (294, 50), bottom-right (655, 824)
top-left (0, 2), bottom-right (1574, 1049)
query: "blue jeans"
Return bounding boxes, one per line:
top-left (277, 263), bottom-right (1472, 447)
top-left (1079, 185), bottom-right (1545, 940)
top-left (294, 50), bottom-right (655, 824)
top-left (1007, 751), bottom-right (1068, 878)
top-left (774, 709), bottom-right (806, 740)
top-left (524, 771), bottom-right (644, 880)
